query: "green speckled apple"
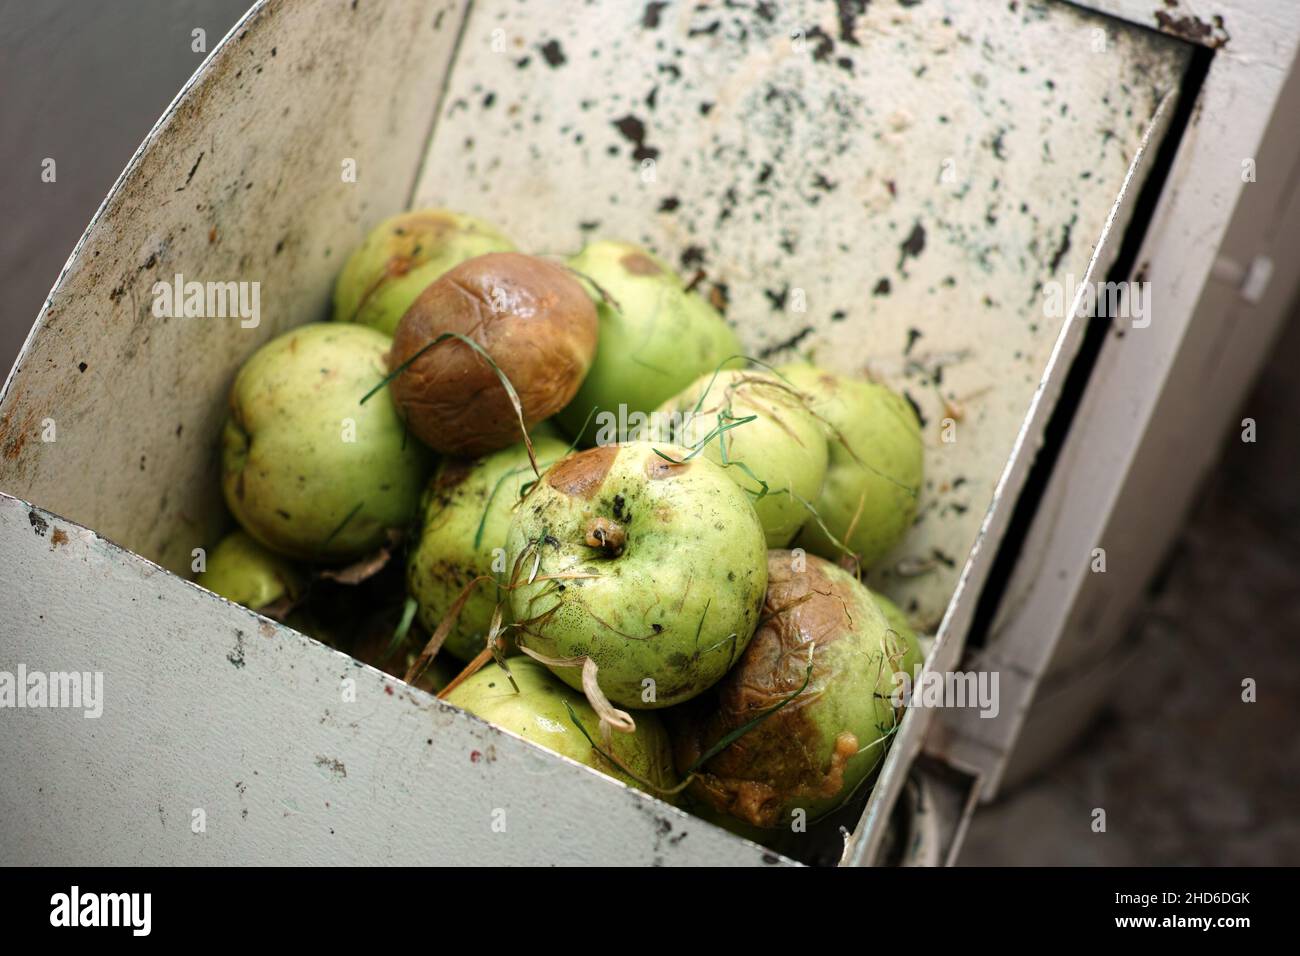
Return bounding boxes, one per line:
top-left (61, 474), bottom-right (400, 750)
top-left (408, 435), bottom-right (570, 661)
top-left (556, 240), bottom-right (741, 443)
top-left (445, 657), bottom-right (678, 794)
top-left (221, 323), bottom-right (432, 561)
top-left (671, 550), bottom-right (922, 828)
top-left (779, 364), bottom-right (923, 569)
top-left (333, 208), bottom-right (514, 335)
top-left (194, 528), bottom-right (342, 646)
top-left (506, 441), bottom-right (767, 709)
top-left (658, 369), bottom-right (828, 547)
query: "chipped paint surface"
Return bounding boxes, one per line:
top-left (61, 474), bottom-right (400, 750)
top-left (1090, 0), bottom-right (1233, 49)
top-left (415, 0), bottom-right (1189, 630)
top-left (0, 493), bottom-right (788, 866)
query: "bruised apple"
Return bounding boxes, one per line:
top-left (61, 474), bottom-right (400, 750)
top-left (555, 241), bottom-right (741, 443)
top-left (388, 253), bottom-right (597, 456)
top-left (221, 323), bottom-right (431, 561)
top-left (445, 657), bottom-right (678, 794)
top-left (670, 550), bottom-right (922, 828)
top-left (407, 435), bottom-right (570, 662)
top-left (657, 369), bottom-right (828, 547)
top-left (780, 364), bottom-right (923, 568)
top-left (333, 208), bottom-right (514, 336)
top-left (505, 442), bottom-right (767, 709)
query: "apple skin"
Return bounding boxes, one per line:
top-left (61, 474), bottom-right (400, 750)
top-left (195, 529), bottom-right (343, 648)
top-left (505, 441), bottom-right (768, 710)
top-left (670, 550), bottom-right (923, 829)
top-left (407, 435), bottom-right (570, 662)
top-left (873, 591), bottom-right (917, 647)
top-left (657, 369), bottom-right (829, 548)
top-left (197, 529), bottom-right (303, 611)
top-left (388, 253), bottom-right (598, 457)
top-left (556, 241), bottom-right (741, 444)
top-left (221, 323), bottom-right (432, 561)
top-left (445, 657), bottom-right (678, 795)
top-left (778, 364), bottom-right (923, 569)
top-left (332, 209), bottom-right (514, 336)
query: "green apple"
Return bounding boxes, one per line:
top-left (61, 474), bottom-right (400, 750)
top-left (671, 550), bottom-right (923, 828)
top-left (197, 529), bottom-right (303, 610)
top-left (874, 591), bottom-right (931, 675)
top-left (779, 364), bottom-right (923, 569)
top-left (408, 435), bottom-right (570, 662)
top-left (657, 369), bottom-right (829, 547)
top-left (873, 592), bottom-right (916, 646)
top-left (333, 208), bottom-right (514, 336)
top-left (195, 529), bottom-right (342, 646)
top-left (555, 240), bottom-right (741, 443)
top-left (221, 322), bottom-right (432, 561)
top-left (445, 657), bottom-right (678, 794)
top-left (505, 441), bottom-right (767, 709)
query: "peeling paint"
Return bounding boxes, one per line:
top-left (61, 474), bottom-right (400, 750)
top-left (314, 755), bottom-right (347, 779)
top-left (1153, 4), bottom-right (1230, 48)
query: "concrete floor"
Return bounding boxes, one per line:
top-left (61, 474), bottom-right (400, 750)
top-left (960, 309), bottom-right (1300, 866)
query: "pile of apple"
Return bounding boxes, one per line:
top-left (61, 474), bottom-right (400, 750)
top-left (201, 209), bottom-right (926, 837)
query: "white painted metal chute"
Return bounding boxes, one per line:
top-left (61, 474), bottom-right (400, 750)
top-left (2, 0), bottom-right (1298, 865)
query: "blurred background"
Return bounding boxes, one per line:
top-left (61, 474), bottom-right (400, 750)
top-left (2, 0), bottom-right (1295, 865)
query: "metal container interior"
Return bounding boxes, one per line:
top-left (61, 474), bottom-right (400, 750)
top-left (0, 0), bottom-right (1190, 865)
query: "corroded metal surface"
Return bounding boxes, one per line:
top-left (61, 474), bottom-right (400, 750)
top-left (414, 0), bottom-right (1190, 631)
top-left (0, 493), bottom-right (789, 866)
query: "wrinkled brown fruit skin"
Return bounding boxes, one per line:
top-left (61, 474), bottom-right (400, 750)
top-left (388, 253), bottom-right (598, 456)
top-left (671, 551), bottom-right (905, 829)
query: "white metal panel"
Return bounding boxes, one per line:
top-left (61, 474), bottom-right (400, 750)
top-left (0, 493), bottom-right (787, 866)
top-left (936, 0), bottom-right (1300, 797)
top-left (848, 84), bottom-right (1182, 864)
top-left (413, 0), bottom-right (1190, 631)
